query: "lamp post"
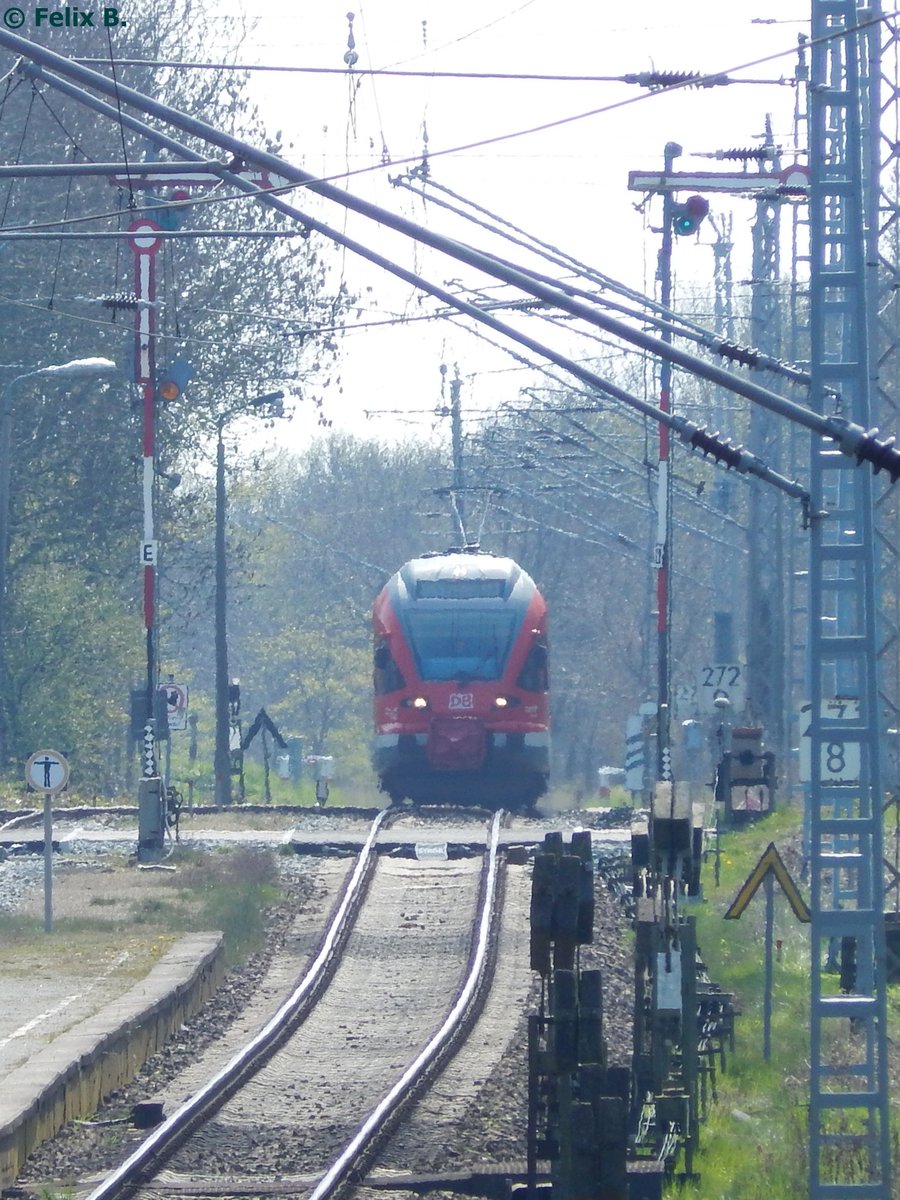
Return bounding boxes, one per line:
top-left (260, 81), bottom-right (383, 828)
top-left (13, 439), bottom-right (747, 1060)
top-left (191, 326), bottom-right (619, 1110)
top-left (0, 357), bottom-right (117, 766)
top-left (213, 391), bottom-right (285, 807)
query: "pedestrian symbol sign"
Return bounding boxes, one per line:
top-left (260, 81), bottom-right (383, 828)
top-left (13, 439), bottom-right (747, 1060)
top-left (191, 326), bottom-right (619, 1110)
top-left (159, 682), bottom-right (188, 731)
top-left (25, 748), bottom-right (70, 795)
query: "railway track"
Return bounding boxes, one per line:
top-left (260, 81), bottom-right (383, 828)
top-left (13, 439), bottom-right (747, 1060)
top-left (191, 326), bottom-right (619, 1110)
top-left (80, 806), bottom-right (506, 1200)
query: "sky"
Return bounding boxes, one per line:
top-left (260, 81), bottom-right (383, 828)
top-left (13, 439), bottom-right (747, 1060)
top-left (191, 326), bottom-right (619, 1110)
top-left (210, 1), bottom-right (812, 449)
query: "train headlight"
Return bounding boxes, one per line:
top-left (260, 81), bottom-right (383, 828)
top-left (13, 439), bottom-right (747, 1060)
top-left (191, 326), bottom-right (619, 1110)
top-left (493, 696), bottom-right (509, 708)
top-left (410, 696), bottom-right (429, 709)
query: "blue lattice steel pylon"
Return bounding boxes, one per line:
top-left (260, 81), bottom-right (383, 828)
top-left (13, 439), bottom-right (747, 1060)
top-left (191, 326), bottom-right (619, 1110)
top-left (807, 2), bottom-right (891, 1197)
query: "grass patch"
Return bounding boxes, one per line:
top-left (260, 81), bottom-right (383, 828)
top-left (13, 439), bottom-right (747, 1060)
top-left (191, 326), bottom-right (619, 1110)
top-left (153, 846), bottom-right (283, 963)
top-left (1, 846), bottom-right (286, 966)
top-left (684, 1066), bottom-right (808, 1199)
top-left (198, 879), bottom-right (279, 962)
top-left (668, 803), bottom-right (900, 1196)
top-left (36, 1185), bottom-right (76, 1200)
top-left (667, 805), bottom-right (813, 1198)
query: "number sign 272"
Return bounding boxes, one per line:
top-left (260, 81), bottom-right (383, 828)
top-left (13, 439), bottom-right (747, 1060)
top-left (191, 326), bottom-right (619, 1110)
top-left (700, 664), bottom-right (742, 689)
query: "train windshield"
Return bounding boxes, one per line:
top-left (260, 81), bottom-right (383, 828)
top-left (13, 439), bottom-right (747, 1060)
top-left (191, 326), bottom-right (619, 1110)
top-left (405, 609), bottom-right (520, 681)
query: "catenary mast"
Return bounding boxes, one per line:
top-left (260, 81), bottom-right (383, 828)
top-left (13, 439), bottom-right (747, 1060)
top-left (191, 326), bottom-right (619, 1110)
top-left (806, 1), bottom-right (891, 1195)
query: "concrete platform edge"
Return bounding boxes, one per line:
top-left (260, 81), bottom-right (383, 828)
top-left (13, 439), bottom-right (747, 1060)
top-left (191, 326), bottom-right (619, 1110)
top-left (0, 931), bottom-right (225, 1189)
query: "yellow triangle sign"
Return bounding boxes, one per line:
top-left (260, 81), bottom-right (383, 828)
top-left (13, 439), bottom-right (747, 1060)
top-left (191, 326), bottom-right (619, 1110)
top-left (724, 842), bottom-right (811, 923)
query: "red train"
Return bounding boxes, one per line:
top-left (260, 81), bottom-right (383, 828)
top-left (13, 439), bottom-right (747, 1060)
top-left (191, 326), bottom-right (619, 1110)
top-left (372, 549), bottom-right (550, 808)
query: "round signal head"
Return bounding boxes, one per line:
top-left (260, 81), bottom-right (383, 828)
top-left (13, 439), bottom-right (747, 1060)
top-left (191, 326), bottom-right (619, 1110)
top-left (158, 379), bottom-right (181, 402)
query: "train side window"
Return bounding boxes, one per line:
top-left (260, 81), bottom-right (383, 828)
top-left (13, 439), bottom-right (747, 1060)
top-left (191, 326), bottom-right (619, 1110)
top-left (516, 642), bottom-right (548, 692)
top-left (374, 640), bottom-right (406, 694)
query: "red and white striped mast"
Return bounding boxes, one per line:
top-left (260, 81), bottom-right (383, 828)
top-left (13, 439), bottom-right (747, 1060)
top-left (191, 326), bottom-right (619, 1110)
top-left (128, 217), bottom-right (162, 778)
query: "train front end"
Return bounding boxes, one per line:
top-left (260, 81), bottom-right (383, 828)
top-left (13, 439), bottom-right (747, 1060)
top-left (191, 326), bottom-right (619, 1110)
top-left (372, 550), bottom-right (549, 808)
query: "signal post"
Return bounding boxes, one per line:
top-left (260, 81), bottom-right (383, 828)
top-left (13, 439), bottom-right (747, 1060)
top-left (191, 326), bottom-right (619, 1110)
top-left (628, 157), bottom-right (810, 798)
top-left (106, 166), bottom-right (279, 804)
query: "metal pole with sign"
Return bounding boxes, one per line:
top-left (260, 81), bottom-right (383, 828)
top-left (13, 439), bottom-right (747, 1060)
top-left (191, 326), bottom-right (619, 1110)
top-left (724, 842), bottom-right (811, 1061)
top-left (24, 749), bottom-right (70, 933)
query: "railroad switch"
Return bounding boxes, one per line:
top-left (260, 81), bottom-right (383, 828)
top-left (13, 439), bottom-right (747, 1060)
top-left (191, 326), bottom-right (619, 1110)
top-left (529, 831), bottom-right (594, 975)
top-left (527, 833), bottom-right (628, 1200)
top-left (636, 781), bottom-right (704, 897)
top-left (527, 968), bottom-right (629, 1200)
top-left (526, 826), bottom-right (735, 1196)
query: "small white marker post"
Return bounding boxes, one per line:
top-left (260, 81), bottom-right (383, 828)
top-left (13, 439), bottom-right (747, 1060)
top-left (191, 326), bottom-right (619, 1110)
top-left (24, 749), bottom-right (70, 933)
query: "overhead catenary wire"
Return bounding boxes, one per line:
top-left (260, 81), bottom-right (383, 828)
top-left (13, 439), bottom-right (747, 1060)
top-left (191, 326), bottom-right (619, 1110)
top-left (68, 59), bottom-right (794, 85)
top-left (405, 171), bottom-right (768, 334)
top-left (0, 44), bottom-right (768, 444)
top-left (439, 282), bottom-right (655, 377)
top-left (490, 500), bottom-right (728, 595)
top-left (492, 497), bottom-right (647, 560)
top-left (5, 58), bottom-right (811, 439)
top-left (432, 306), bottom-right (761, 522)
top-left (502, 406), bottom-right (750, 532)
top-left (395, 172), bottom-right (813, 387)
top-left (0, 81), bottom-right (35, 227)
top-left (0, 60), bottom-right (708, 413)
top-left (0, 290), bottom-right (318, 360)
top-left (356, 9), bottom-right (392, 166)
top-left (433, 314), bottom-right (800, 524)
top-left (30, 86), bottom-right (95, 161)
top-left (483, 423), bottom-right (748, 546)
top-left (3, 35), bottom-right (891, 487)
top-left (4, 17), bottom-right (884, 230)
top-left (47, 145), bottom-right (78, 310)
top-left (257, 511), bottom-right (388, 579)
top-left (104, 27), bottom-right (135, 209)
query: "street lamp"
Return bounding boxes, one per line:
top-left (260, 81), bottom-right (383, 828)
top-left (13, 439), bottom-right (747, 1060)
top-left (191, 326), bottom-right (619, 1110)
top-left (214, 391), bottom-right (285, 807)
top-left (0, 357), bottom-right (118, 766)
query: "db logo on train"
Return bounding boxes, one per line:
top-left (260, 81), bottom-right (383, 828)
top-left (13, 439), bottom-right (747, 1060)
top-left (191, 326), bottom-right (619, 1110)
top-left (449, 693), bottom-right (475, 710)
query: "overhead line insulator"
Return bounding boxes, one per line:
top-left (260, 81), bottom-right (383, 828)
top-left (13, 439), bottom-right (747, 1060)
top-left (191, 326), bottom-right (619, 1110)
top-left (623, 70), bottom-right (730, 90)
top-left (101, 293), bottom-right (140, 310)
top-left (682, 426), bottom-right (745, 470)
top-left (717, 341), bottom-right (761, 368)
top-left (714, 146), bottom-right (777, 162)
top-left (858, 432), bottom-right (900, 480)
top-left (828, 419), bottom-right (900, 482)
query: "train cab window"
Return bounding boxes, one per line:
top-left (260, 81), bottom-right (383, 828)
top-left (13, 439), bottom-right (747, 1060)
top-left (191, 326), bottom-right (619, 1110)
top-left (516, 641), bottom-right (549, 693)
top-left (374, 640), bottom-right (406, 694)
top-left (405, 610), bottom-right (518, 681)
top-left (415, 579), bottom-right (507, 599)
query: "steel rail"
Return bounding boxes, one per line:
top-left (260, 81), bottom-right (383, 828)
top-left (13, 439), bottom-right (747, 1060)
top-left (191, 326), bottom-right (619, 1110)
top-left (305, 810), bottom-right (505, 1200)
top-left (84, 808), bottom-right (391, 1200)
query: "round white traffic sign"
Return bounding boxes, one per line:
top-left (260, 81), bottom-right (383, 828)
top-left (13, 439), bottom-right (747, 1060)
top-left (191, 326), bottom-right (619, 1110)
top-left (128, 221), bottom-right (162, 252)
top-left (25, 749), bottom-right (70, 795)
